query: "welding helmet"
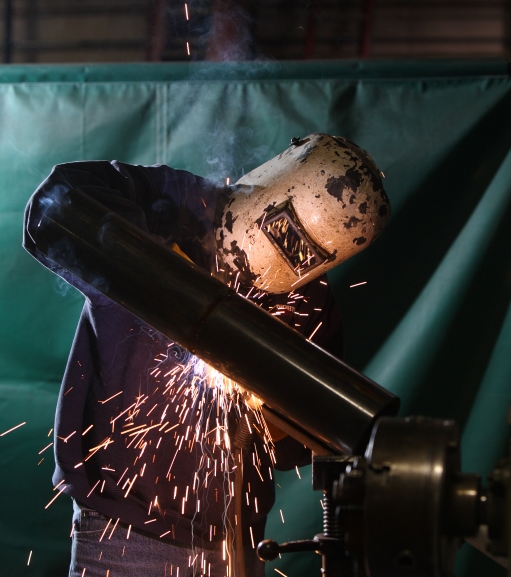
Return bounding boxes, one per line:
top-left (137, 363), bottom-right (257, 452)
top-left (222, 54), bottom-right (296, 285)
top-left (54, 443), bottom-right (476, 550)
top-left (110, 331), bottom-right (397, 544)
top-left (215, 133), bottom-right (390, 294)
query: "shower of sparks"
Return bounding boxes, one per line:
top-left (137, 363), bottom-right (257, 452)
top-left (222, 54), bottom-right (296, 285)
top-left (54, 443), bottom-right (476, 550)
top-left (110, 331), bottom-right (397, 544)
top-left (72, 339), bottom-right (282, 577)
top-left (350, 281), bottom-right (367, 288)
top-left (36, 278), bottom-right (327, 574)
top-left (0, 422), bottom-right (26, 436)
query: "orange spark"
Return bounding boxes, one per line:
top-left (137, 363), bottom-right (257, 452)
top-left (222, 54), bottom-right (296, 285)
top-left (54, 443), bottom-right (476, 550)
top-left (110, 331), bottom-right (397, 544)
top-left (0, 422), bottom-right (26, 436)
top-left (99, 391), bottom-right (123, 404)
top-left (38, 442), bottom-right (53, 454)
top-left (45, 485), bottom-right (67, 509)
top-left (308, 321), bottom-right (323, 341)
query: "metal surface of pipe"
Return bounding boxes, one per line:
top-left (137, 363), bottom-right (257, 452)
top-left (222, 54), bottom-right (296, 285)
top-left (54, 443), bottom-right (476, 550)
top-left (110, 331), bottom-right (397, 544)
top-left (33, 188), bottom-right (399, 455)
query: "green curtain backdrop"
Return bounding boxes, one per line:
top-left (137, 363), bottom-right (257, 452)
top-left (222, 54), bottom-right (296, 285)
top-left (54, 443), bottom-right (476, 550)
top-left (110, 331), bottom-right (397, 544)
top-left (1, 59), bottom-right (510, 577)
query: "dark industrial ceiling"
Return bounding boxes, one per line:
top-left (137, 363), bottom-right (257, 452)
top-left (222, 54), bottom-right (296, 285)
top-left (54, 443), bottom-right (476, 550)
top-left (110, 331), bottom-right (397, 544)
top-left (2, 0), bottom-right (510, 63)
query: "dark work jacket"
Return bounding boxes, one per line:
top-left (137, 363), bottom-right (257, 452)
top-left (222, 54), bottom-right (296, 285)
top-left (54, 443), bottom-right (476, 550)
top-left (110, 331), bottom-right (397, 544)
top-left (23, 161), bottom-right (343, 551)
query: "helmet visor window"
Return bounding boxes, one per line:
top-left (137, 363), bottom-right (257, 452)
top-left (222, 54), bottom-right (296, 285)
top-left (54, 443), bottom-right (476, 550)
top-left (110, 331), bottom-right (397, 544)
top-left (262, 203), bottom-right (326, 275)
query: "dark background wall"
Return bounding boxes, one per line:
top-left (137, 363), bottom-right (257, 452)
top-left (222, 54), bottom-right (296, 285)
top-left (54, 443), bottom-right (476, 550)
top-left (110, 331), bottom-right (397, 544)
top-left (1, 0), bottom-right (511, 64)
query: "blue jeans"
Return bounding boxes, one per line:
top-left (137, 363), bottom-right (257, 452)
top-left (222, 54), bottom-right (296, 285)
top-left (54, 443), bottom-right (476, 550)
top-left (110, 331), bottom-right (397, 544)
top-left (69, 500), bottom-right (229, 577)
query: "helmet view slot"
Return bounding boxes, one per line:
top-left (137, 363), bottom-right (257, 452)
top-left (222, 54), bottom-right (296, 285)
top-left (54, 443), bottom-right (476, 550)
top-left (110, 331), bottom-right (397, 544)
top-left (262, 201), bottom-right (328, 276)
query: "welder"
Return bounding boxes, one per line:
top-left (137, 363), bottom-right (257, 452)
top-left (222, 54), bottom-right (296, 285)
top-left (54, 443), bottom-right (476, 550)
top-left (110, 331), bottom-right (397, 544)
top-left (23, 133), bottom-right (389, 577)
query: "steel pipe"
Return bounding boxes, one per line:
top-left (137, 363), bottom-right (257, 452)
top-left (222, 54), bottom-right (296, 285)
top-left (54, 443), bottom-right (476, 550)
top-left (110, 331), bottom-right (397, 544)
top-left (31, 188), bottom-right (399, 455)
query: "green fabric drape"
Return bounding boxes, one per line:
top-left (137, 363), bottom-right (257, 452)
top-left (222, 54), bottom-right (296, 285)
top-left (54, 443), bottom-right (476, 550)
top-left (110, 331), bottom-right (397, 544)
top-left (1, 60), bottom-right (510, 576)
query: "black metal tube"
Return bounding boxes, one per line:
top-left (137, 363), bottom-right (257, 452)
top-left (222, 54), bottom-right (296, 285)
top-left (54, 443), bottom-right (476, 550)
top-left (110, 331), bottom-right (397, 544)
top-left (32, 188), bottom-right (399, 455)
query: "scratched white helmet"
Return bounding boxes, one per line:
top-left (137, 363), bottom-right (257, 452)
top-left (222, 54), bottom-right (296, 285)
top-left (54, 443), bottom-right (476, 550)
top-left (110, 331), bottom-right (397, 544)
top-left (216, 133), bottom-right (390, 294)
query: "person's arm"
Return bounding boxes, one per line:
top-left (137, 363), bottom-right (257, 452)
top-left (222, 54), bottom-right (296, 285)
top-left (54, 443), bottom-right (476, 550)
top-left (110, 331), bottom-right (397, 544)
top-left (23, 160), bottom-right (222, 300)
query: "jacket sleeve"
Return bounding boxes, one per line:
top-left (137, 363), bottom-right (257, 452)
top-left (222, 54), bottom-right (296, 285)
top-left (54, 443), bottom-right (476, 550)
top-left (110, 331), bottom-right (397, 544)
top-left (23, 161), bottom-right (221, 301)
